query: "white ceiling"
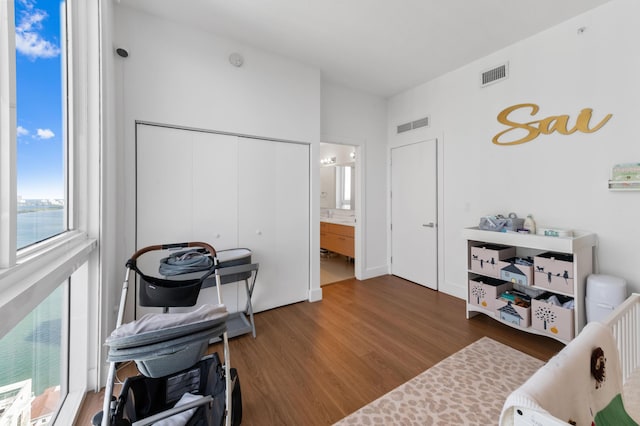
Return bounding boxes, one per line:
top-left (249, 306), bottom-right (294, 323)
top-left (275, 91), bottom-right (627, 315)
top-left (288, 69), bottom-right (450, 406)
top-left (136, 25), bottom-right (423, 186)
top-left (117, 0), bottom-right (612, 98)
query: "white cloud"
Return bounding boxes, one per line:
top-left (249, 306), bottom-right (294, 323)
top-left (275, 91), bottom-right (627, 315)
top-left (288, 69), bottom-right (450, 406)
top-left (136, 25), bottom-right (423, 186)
top-left (17, 126), bottom-right (29, 136)
top-left (15, 8), bottom-right (60, 59)
top-left (17, 0), bottom-right (35, 10)
top-left (36, 128), bottom-right (55, 139)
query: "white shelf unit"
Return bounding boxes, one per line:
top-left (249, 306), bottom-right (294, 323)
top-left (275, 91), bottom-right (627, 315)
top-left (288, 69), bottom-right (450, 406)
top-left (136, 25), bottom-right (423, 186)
top-left (608, 180), bottom-right (640, 191)
top-left (463, 227), bottom-right (596, 344)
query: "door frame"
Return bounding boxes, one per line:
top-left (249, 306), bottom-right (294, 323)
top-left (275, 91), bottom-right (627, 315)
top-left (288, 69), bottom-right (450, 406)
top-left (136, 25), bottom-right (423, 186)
top-left (388, 138), bottom-right (439, 289)
top-left (318, 139), bottom-right (364, 281)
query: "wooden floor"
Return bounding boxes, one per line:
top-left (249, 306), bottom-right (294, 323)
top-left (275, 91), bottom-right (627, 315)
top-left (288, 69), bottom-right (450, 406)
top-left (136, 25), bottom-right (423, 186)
top-left (75, 275), bottom-right (564, 425)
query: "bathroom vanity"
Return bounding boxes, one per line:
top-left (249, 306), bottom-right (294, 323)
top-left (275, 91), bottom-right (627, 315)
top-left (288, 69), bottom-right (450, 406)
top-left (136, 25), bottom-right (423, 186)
top-left (320, 220), bottom-right (355, 258)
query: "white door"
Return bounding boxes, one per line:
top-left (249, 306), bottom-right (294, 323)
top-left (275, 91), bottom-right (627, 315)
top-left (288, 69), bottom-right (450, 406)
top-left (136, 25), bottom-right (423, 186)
top-left (237, 137), bottom-right (310, 312)
top-left (136, 124), bottom-right (238, 248)
top-left (391, 139), bottom-right (438, 289)
top-left (136, 125), bottom-right (311, 316)
top-left (136, 124), bottom-right (240, 315)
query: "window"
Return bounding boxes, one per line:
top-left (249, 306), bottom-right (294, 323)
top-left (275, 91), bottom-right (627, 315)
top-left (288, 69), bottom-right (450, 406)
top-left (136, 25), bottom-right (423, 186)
top-left (337, 165), bottom-right (352, 209)
top-left (15, 0), bottom-right (67, 249)
top-left (1, 1), bottom-right (72, 423)
top-left (1, 0), bottom-right (99, 424)
top-left (0, 282), bottom-right (67, 424)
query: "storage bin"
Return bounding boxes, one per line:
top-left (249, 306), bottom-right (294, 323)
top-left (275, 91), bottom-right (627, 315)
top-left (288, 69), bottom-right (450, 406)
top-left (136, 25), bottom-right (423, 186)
top-left (531, 292), bottom-right (575, 341)
top-left (586, 274), bottom-right (627, 323)
top-left (470, 244), bottom-right (516, 278)
top-left (468, 276), bottom-right (511, 311)
top-left (534, 252), bottom-right (574, 295)
top-left (478, 216), bottom-right (524, 232)
top-left (495, 297), bottom-right (531, 327)
top-left (499, 257), bottom-right (534, 286)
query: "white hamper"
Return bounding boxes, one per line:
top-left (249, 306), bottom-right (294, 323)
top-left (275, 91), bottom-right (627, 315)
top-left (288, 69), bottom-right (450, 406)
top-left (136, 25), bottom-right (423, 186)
top-left (586, 274), bottom-right (627, 323)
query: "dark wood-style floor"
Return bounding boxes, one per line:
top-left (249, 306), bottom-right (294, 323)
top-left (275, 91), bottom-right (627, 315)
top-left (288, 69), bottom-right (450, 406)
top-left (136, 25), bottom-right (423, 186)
top-left (75, 275), bottom-right (564, 425)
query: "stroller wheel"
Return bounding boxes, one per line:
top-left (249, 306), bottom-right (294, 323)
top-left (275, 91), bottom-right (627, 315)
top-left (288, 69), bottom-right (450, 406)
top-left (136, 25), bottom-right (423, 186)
top-left (91, 410), bottom-right (102, 426)
top-left (92, 395), bottom-right (131, 426)
top-left (91, 411), bottom-right (131, 426)
top-left (230, 368), bottom-right (243, 426)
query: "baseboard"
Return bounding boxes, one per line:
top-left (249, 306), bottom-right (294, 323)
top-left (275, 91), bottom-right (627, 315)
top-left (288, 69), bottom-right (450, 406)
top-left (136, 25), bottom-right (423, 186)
top-left (359, 265), bottom-right (388, 280)
top-left (308, 287), bottom-right (323, 302)
top-left (439, 281), bottom-right (466, 300)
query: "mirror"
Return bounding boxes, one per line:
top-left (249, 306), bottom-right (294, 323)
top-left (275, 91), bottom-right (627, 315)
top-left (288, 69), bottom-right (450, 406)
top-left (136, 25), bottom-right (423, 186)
top-left (320, 164), bottom-right (355, 210)
top-left (320, 142), bottom-right (356, 210)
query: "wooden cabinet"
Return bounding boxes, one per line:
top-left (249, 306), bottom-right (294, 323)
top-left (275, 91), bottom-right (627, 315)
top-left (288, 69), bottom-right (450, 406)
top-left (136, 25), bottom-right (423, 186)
top-left (321, 222), bottom-right (354, 258)
top-left (463, 227), bottom-right (596, 344)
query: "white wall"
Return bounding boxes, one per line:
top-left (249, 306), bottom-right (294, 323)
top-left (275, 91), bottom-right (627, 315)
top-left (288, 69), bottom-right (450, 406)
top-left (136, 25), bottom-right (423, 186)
top-left (113, 7), bottom-right (320, 140)
top-left (111, 5), bottom-right (323, 321)
top-left (388, 0), bottom-right (640, 298)
top-left (321, 82), bottom-right (388, 278)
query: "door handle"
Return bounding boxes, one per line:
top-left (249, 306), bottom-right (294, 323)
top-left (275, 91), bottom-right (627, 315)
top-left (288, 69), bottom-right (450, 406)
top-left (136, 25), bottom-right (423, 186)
top-left (422, 222), bottom-right (435, 228)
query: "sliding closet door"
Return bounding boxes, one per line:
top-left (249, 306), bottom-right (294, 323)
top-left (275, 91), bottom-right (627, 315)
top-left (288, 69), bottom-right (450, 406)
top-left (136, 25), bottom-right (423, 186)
top-left (137, 124), bottom-right (310, 316)
top-left (136, 124), bottom-right (240, 315)
top-left (137, 125), bottom-right (195, 246)
top-left (190, 130), bottom-right (239, 249)
top-left (237, 138), bottom-right (309, 312)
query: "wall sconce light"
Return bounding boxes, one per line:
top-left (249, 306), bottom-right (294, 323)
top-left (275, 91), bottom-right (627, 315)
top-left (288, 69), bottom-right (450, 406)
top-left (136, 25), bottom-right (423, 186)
top-left (320, 156), bottom-right (336, 165)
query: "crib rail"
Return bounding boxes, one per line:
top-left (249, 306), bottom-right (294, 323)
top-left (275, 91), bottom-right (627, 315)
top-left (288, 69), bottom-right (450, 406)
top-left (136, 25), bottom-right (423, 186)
top-left (606, 293), bottom-right (640, 384)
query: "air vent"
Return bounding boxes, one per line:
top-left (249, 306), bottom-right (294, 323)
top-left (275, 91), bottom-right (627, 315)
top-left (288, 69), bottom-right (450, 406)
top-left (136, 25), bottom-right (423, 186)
top-left (397, 122), bottom-right (412, 133)
top-left (412, 117), bottom-right (429, 129)
top-left (397, 116), bottom-right (430, 134)
top-left (481, 62), bottom-right (509, 87)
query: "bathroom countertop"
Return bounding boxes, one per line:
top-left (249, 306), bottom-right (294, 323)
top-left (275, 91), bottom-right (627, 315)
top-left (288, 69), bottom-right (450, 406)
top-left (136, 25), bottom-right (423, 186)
top-left (320, 217), bottom-right (355, 226)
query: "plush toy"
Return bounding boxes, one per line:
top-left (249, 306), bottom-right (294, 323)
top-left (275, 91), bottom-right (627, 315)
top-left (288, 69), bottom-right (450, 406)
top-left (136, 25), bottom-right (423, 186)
top-left (589, 346), bottom-right (637, 425)
top-left (591, 347), bottom-right (606, 389)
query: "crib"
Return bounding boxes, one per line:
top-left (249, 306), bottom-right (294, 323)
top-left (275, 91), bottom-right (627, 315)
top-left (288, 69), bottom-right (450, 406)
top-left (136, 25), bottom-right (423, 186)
top-left (500, 293), bottom-right (640, 425)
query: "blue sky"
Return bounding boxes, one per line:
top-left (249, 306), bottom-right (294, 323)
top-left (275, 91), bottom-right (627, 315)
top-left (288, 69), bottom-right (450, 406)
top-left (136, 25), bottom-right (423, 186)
top-left (15, 0), bottom-right (64, 200)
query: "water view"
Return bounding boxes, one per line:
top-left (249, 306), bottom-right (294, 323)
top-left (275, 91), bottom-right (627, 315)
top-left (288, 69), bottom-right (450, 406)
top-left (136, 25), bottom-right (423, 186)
top-left (17, 201), bottom-right (65, 249)
top-left (0, 286), bottom-right (62, 396)
top-left (0, 203), bottom-right (65, 423)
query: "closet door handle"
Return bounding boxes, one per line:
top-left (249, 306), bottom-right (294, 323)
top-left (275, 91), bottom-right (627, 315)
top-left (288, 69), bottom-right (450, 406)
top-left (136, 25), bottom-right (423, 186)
top-left (422, 222), bottom-right (435, 228)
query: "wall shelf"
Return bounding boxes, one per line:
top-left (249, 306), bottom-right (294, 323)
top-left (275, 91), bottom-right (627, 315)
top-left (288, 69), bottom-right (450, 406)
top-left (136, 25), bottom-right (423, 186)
top-left (608, 180), bottom-right (640, 191)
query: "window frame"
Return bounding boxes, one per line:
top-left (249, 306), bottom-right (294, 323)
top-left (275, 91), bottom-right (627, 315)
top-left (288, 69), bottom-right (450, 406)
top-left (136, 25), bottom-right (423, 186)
top-left (0, 0), bottom-right (100, 423)
top-left (0, 0), bottom-right (18, 269)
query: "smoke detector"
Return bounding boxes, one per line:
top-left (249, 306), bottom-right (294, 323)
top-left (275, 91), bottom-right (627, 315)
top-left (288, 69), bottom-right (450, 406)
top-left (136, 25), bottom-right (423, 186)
top-left (229, 52), bottom-right (244, 67)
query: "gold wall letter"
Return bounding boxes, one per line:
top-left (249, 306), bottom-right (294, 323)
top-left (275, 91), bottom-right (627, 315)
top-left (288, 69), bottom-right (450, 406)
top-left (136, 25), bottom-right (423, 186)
top-left (493, 103), bottom-right (541, 146)
top-left (493, 104), bottom-right (612, 146)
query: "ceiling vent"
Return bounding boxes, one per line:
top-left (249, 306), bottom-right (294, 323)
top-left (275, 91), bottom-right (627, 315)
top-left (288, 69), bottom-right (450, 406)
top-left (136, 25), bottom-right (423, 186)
top-left (412, 116), bottom-right (429, 129)
top-left (397, 116), bottom-right (430, 134)
top-left (480, 62), bottom-right (509, 87)
top-left (397, 122), bottom-right (412, 133)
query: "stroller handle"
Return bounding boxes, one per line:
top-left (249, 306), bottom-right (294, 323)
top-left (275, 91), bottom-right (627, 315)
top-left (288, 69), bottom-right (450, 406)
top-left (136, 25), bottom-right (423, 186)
top-left (129, 242), bottom-right (217, 262)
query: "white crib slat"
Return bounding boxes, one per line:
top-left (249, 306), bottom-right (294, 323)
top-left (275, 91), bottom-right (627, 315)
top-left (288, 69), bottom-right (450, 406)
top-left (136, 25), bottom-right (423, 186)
top-left (605, 293), bottom-right (640, 384)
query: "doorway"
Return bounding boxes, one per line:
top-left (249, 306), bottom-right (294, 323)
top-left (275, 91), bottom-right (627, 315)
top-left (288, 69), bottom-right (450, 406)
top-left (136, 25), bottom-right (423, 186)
top-left (390, 139), bottom-right (438, 289)
top-left (320, 142), bottom-right (358, 285)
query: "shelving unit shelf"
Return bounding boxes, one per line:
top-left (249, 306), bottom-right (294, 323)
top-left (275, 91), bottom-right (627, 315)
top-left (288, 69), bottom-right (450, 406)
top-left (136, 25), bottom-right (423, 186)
top-left (463, 227), bottom-right (596, 344)
top-left (608, 180), bottom-right (640, 191)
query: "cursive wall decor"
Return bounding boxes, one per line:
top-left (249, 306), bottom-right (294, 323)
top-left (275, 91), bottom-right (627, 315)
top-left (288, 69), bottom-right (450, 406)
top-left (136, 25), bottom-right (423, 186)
top-left (493, 103), bottom-right (612, 146)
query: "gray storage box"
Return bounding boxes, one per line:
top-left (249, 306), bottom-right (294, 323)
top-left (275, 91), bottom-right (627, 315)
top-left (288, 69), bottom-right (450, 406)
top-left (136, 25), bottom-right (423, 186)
top-left (479, 216), bottom-right (524, 232)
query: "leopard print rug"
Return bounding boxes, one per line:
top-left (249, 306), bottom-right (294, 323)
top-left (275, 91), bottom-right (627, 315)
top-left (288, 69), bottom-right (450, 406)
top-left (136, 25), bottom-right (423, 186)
top-left (334, 337), bottom-right (544, 426)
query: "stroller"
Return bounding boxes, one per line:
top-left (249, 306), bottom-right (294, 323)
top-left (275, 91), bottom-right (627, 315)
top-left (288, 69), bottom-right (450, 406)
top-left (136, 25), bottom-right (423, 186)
top-left (94, 242), bottom-right (241, 426)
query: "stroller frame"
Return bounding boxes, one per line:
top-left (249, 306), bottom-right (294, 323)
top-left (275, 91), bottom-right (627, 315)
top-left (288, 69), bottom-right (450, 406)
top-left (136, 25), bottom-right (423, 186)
top-left (100, 242), bottom-right (233, 426)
